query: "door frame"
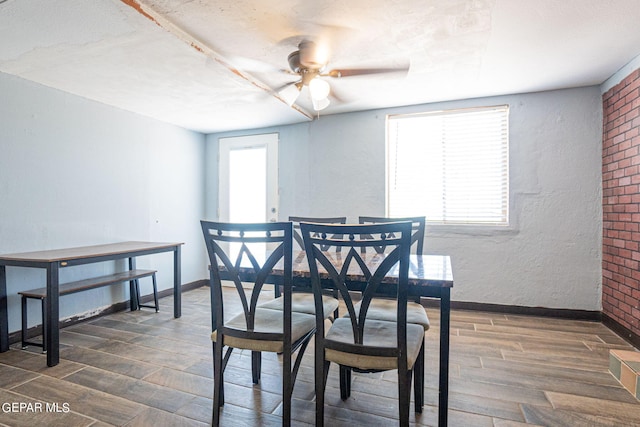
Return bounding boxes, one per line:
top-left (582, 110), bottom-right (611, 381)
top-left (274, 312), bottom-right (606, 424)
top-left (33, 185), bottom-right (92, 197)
top-left (218, 133), bottom-right (279, 222)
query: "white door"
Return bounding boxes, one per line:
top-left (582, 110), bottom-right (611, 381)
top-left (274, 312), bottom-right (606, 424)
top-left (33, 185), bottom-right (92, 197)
top-left (218, 133), bottom-right (279, 223)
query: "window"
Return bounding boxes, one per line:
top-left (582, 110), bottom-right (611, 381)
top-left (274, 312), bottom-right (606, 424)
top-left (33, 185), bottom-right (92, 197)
top-left (387, 105), bottom-right (509, 225)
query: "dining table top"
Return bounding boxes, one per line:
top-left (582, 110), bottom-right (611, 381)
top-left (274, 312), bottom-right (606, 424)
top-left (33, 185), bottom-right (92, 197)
top-left (216, 249), bottom-right (453, 288)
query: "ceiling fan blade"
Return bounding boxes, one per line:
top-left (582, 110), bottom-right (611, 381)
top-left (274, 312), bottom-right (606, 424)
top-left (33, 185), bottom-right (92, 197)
top-left (328, 86), bottom-right (347, 104)
top-left (326, 65), bottom-right (409, 78)
top-left (226, 55), bottom-right (294, 75)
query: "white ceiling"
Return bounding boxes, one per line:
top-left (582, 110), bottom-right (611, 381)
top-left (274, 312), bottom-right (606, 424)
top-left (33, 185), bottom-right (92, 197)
top-left (1, 0), bottom-right (640, 134)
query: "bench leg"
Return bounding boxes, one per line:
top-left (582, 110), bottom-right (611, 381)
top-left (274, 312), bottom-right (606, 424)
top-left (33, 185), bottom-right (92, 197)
top-left (137, 273), bottom-right (159, 312)
top-left (20, 296), bottom-right (46, 353)
top-left (152, 273), bottom-right (159, 312)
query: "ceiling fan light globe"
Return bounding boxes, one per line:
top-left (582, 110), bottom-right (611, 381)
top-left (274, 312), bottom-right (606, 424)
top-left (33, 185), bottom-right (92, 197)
top-left (312, 96), bottom-right (330, 111)
top-left (279, 83), bottom-right (301, 106)
top-left (309, 77), bottom-right (330, 101)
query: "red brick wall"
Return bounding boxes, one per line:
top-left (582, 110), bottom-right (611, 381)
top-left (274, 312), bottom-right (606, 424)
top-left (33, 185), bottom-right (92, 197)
top-left (602, 68), bottom-right (640, 339)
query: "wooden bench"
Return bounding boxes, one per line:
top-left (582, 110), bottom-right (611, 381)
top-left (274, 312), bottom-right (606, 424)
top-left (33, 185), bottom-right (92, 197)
top-left (19, 269), bottom-right (158, 351)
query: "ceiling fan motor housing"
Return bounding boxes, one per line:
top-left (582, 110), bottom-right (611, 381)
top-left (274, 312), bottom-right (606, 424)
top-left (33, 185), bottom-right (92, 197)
top-left (288, 40), bottom-right (326, 73)
top-left (287, 51), bottom-right (302, 73)
top-left (299, 40), bottom-right (325, 69)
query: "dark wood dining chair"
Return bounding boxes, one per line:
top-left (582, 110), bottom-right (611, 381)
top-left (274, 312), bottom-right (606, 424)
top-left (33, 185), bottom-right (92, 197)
top-left (358, 216), bottom-right (426, 255)
top-left (289, 216), bottom-right (347, 251)
top-left (300, 221), bottom-right (424, 427)
top-left (263, 216), bottom-right (347, 319)
top-left (357, 216), bottom-right (430, 409)
top-left (201, 221), bottom-right (315, 427)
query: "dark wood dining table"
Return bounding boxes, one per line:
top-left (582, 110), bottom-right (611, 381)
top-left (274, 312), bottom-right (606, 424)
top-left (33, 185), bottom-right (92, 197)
top-left (215, 250), bottom-right (453, 426)
top-left (0, 241), bottom-right (183, 367)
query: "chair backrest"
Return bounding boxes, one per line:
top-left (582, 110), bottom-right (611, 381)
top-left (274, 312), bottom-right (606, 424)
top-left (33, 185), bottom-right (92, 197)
top-left (289, 216), bottom-right (347, 252)
top-left (300, 221), bottom-right (412, 351)
top-left (201, 220), bottom-right (293, 335)
top-left (358, 216), bottom-right (425, 255)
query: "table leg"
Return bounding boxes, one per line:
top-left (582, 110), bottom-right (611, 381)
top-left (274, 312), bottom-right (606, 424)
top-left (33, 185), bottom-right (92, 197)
top-left (173, 245), bottom-right (181, 318)
top-left (46, 263), bottom-right (60, 367)
top-left (439, 288), bottom-right (450, 426)
top-left (0, 265), bottom-right (8, 352)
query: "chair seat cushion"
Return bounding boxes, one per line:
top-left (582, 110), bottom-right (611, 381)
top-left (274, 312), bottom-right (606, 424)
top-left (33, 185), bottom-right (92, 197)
top-left (211, 308), bottom-right (316, 353)
top-left (259, 293), bottom-right (339, 319)
top-left (354, 299), bottom-right (430, 330)
top-left (324, 318), bottom-right (424, 370)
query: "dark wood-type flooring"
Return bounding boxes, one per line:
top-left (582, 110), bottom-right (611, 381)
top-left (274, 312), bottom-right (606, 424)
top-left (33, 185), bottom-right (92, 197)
top-left (1, 286), bottom-right (640, 426)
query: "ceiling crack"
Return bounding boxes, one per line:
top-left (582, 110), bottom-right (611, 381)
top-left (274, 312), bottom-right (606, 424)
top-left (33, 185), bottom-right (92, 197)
top-left (119, 0), bottom-right (314, 120)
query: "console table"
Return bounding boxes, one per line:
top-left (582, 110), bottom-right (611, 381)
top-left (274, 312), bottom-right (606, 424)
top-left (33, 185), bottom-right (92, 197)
top-left (0, 241), bottom-right (183, 367)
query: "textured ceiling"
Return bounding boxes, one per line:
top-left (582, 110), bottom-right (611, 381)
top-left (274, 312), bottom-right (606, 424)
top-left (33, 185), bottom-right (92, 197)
top-left (1, 0), bottom-right (640, 133)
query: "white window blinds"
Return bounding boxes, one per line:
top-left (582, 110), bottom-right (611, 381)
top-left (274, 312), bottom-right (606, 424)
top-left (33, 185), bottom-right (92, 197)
top-left (387, 105), bottom-right (509, 225)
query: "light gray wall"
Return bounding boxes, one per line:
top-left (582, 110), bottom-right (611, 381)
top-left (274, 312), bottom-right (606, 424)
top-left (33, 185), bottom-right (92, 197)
top-left (207, 86), bottom-right (603, 311)
top-left (0, 72), bottom-right (208, 333)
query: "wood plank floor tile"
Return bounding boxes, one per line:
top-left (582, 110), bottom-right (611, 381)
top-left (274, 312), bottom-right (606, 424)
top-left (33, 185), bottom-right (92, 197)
top-left (447, 379), bottom-right (551, 407)
top-left (63, 366), bottom-right (197, 413)
top-left (211, 402), bottom-right (288, 427)
top-left (0, 349), bottom-right (82, 380)
top-left (132, 334), bottom-right (212, 360)
top-left (10, 375), bottom-right (145, 425)
top-left (545, 391), bottom-right (640, 424)
top-left (173, 396), bottom-right (215, 424)
top-left (500, 349), bottom-right (611, 372)
top-left (469, 323), bottom-right (606, 345)
top-left (521, 404), bottom-right (630, 426)
top-left (0, 363), bottom-right (40, 389)
top-left (0, 389), bottom-right (94, 427)
top-left (124, 407), bottom-right (208, 427)
top-left (64, 323), bottom-right (140, 343)
top-left (88, 339), bottom-right (197, 371)
top-left (60, 329), bottom-right (108, 348)
top-left (461, 362), bottom-right (637, 403)
top-left (493, 419), bottom-right (544, 427)
top-left (480, 356), bottom-right (618, 385)
top-left (143, 367), bottom-right (213, 398)
top-left (444, 390), bottom-right (526, 422)
top-left (59, 346), bottom-right (161, 379)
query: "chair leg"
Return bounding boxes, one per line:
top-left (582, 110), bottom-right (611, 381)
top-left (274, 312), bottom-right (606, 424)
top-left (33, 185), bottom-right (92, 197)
top-left (212, 340), bottom-right (224, 426)
top-left (213, 342), bottom-right (225, 405)
top-left (282, 351), bottom-right (292, 427)
top-left (251, 351), bottom-right (261, 384)
top-left (414, 339), bottom-right (425, 413)
top-left (316, 359), bottom-right (330, 427)
top-left (398, 368), bottom-right (411, 427)
top-left (339, 365), bottom-right (351, 400)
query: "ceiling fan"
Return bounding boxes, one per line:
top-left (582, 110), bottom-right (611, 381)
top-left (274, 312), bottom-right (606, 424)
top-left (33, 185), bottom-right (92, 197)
top-left (277, 40), bottom-right (409, 111)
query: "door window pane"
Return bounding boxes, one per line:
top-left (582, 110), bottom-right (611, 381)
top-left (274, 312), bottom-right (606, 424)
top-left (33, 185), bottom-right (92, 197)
top-left (229, 147), bottom-right (267, 223)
